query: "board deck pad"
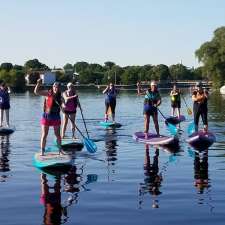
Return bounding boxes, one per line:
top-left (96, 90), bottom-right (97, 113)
top-left (99, 121), bottom-right (122, 128)
top-left (165, 115), bottom-right (185, 125)
top-left (186, 130), bottom-right (216, 150)
top-left (133, 132), bottom-right (178, 146)
top-left (59, 137), bottom-right (84, 151)
top-left (33, 150), bottom-right (72, 168)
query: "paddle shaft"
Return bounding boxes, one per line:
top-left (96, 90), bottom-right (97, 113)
top-left (55, 100), bottom-right (86, 139)
top-left (78, 99), bottom-right (90, 138)
top-left (181, 94), bottom-right (192, 111)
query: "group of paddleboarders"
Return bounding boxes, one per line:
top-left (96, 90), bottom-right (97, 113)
top-left (136, 81), bottom-right (209, 137)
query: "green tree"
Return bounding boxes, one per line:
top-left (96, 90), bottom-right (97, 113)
top-left (195, 26), bottom-right (225, 87)
top-left (74, 61), bottom-right (89, 72)
top-left (24, 59), bottom-right (49, 72)
top-left (1, 63), bottom-right (13, 71)
top-left (104, 61), bottom-right (115, 70)
top-left (10, 69), bottom-right (26, 91)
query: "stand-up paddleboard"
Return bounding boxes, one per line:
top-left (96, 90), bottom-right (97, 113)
top-left (99, 121), bottom-right (122, 128)
top-left (37, 164), bottom-right (72, 177)
top-left (186, 131), bottom-right (216, 150)
top-left (0, 126), bottom-right (15, 135)
top-left (33, 147), bottom-right (73, 168)
top-left (133, 132), bottom-right (179, 146)
top-left (165, 115), bottom-right (185, 125)
top-left (55, 138), bottom-right (84, 151)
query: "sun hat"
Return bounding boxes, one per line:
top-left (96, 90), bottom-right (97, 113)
top-left (150, 81), bottom-right (157, 86)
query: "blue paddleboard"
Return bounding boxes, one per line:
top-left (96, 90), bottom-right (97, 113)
top-left (33, 146), bottom-right (73, 168)
top-left (0, 126), bottom-right (15, 135)
top-left (99, 121), bottom-right (122, 128)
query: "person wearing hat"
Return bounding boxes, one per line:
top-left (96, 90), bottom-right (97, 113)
top-left (34, 79), bottom-right (62, 156)
top-left (192, 81), bottom-right (209, 132)
top-left (170, 84), bottom-right (181, 117)
top-left (61, 82), bottom-right (79, 139)
top-left (137, 81), bottom-right (161, 137)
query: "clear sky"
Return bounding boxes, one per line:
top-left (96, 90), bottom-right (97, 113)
top-left (0, 0), bottom-right (224, 68)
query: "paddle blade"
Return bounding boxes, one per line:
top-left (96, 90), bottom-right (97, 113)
top-left (187, 108), bottom-right (192, 115)
top-left (166, 122), bottom-right (178, 135)
top-left (187, 122), bottom-right (195, 135)
top-left (84, 138), bottom-right (97, 153)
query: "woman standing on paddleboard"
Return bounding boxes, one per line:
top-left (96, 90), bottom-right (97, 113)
top-left (137, 81), bottom-right (161, 137)
top-left (103, 83), bottom-right (118, 123)
top-left (0, 81), bottom-right (11, 127)
top-left (61, 82), bottom-right (79, 139)
top-left (192, 82), bottom-right (209, 132)
top-left (34, 79), bottom-right (62, 156)
top-left (170, 84), bottom-right (181, 117)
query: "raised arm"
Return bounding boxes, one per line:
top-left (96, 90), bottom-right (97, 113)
top-left (34, 79), bottom-right (48, 96)
top-left (103, 85), bottom-right (109, 94)
top-left (136, 82), bottom-right (145, 95)
top-left (63, 91), bottom-right (78, 102)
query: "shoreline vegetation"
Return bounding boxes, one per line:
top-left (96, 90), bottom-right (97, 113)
top-left (1, 26), bottom-right (224, 92)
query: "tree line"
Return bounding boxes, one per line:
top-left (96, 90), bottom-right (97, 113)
top-left (1, 25), bottom-right (224, 91)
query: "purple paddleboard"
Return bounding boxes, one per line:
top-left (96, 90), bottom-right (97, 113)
top-left (133, 132), bottom-right (178, 146)
top-left (186, 130), bottom-right (216, 150)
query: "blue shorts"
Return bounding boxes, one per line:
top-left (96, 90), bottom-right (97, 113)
top-left (143, 105), bottom-right (157, 116)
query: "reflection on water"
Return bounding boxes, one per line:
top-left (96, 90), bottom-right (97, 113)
top-left (139, 145), bottom-right (162, 209)
top-left (0, 136), bottom-right (10, 182)
top-left (40, 163), bottom-right (98, 225)
top-left (104, 128), bottom-right (118, 182)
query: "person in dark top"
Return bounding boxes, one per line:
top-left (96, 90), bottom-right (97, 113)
top-left (0, 82), bottom-right (11, 127)
top-left (103, 83), bottom-right (118, 122)
top-left (192, 82), bottom-right (209, 132)
top-left (34, 79), bottom-right (62, 155)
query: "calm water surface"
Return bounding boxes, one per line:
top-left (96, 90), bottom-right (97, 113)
top-left (0, 89), bottom-right (225, 225)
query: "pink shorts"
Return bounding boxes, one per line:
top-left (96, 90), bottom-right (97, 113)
top-left (41, 118), bottom-right (61, 126)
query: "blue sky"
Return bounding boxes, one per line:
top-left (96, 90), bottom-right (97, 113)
top-left (0, 0), bottom-right (224, 68)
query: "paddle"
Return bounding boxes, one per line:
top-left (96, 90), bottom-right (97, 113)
top-left (55, 101), bottom-right (97, 153)
top-left (157, 108), bottom-right (178, 135)
top-left (187, 122), bottom-right (195, 136)
top-left (78, 99), bottom-right (89, 138)
top-left (181, 94), bottom-right (192, 115)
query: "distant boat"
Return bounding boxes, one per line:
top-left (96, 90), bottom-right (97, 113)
top-left (220, 85), bottom-right (225, 94)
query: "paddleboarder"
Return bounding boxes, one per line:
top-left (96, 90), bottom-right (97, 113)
top-left (0, 81), bottom-right (11, 127)
top-left (61, 82), bottom-right (79, 139)
top-left (192, 82), bottom-right (209, 132)
top-left (170, 84), bottom-right (181, 117)
top-left (103, 83), bottom-right (118, 123)
top-left (137, 81), bottom-right (161, 137)
top-left (34, 79), bottom-right (62, 156)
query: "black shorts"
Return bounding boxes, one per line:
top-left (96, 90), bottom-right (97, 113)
top-left (171, 101), bottom-right (181, 109)
top-left (105, 99), bottom-right (116, 114)
top-left (64, 110), bottom-right (76, 115)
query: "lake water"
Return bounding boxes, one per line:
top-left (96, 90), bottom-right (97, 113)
top-left (0, 89), bottom-right (225, 225)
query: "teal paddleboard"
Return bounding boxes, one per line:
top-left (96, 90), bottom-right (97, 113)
top-left (99, 121), bottom-right (122, 128)
top-left (33, 147), bottom-right (73, 168)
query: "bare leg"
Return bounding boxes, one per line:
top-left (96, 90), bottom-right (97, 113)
top-left (5, 109), bottom-right (9, 127)
top-left (54, 125), bottom-right (62, 154)
top-left (153, 113), bottom-right (160, 136)
top-left (144, 114), bottom-right (150, 138)
top-left (69, 113), bottom-right (76, 138)
top-left (61, 113), bottom-right (68, 138)
top-left (0, 109), bottom-right (3, 127)
top-left (41, 125), bottom-right (49, 155)
top-left (112, 113), bottom-right (115, 122)
top-left (171, 108), bottom-right (175, 116)
top-left (177, 108), bottom-right (181, 117)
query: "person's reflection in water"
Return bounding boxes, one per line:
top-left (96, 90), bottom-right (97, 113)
top-left (139, 144), bottom-right (162, 209)
top-left (40, 173), bottom-right (63, 225)
top-left (194, 150), bottom-right (210, 194)
top-left (104, 128), bottom-right (118, 181)
top-left (0, 136), bottom-right (10, 182)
